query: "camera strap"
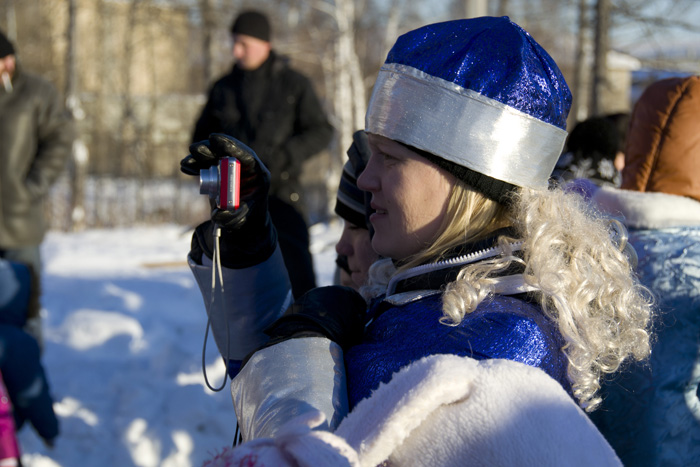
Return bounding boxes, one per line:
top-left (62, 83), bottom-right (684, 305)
top-left (201, 226), bottom-right (230, 392)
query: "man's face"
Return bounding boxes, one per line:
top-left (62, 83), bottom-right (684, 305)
top-left (0, 54), bottom-right (16, 79)
top-left (232, 34), bottom-right (271, 71)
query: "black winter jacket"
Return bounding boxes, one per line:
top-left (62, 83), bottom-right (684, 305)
top-left (0, 65), bottom-right (73, 248)
top-left (192, 52), bottom-right (333, 206)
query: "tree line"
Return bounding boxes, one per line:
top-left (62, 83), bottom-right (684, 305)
top-left (1, 0), bottom-right (697, 229)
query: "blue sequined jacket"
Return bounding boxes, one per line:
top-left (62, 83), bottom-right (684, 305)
top-left (343, 240), bottom-right (572, 408)
top-left (346, 290), bottom-right (570, 408)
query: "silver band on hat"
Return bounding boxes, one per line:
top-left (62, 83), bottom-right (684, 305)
top-left (365, 63), bottom-right (568, 189)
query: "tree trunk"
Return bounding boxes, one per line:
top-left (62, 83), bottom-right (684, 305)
top-left (591, 0), bottom-right (610, 116)
top-left (463, 0), bottom-right (488, 18)
top-left (65, 0), bottom-right (88, 231)
top-left (199, 0), bottom-right (214, 88)
top-left (572, 0), bottom-right (589, 124)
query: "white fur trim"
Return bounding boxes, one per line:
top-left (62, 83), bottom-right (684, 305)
top-left (336, 354), bottom-right (478, 465)
top-left (592, 186), bottom-right (700, 229)
top-left (336, 355), bottom-right (620, 467)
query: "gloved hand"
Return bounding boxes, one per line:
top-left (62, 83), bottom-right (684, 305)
top-left (202, 411), bottom-right (360, 467)
top-left (181, 133), bottom-right (277, 269)
top-left (261, 286), bottom-right (367, 352)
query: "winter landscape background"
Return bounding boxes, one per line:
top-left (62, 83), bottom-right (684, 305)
top-left (16, 221), bottom-right (342, 467)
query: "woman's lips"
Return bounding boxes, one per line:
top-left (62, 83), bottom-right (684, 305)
top-left (369, 202), bottom-right (386, 215)
top-left (369, 210), bottom-right (386, 223)
top-left (369, 202), bottom-right (386, 224)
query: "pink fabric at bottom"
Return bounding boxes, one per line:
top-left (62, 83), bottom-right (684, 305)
top-left (0, 371), bottom-right (20, 463)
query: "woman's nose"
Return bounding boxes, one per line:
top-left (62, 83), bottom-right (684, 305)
top-left (357, 157), bottom-right (378, 192)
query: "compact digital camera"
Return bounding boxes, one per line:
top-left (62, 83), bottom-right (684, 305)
top-left (199, 157), bottom-right (241, 210)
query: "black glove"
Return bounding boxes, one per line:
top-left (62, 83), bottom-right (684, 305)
top-left (181, 133), bottom-right (277, 269)
top-left (261, 286), bottom-right (367, 352)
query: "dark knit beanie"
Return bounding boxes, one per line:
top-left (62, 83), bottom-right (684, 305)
top-left (552, 116), bottom-right (622, 187)
top-left (566, 117), bottom-right (619, 161)
top-left (399, 142), bottom-right (518, 205)
top-left (0, 31), bottom-right (14, 58)
top-left (335, 160), bottom-right (367, 228)
top-left (230, 11), bottom-right (271, 42)
top-left (335, 131), bottom-right (373, 229)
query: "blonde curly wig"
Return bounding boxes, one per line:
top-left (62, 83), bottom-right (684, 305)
top-left (364, 182), bottom-right (654, 411)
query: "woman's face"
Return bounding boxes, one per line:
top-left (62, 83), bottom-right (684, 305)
top-left (357, 134), bottom-right (456, 260)
top-left (335, 221), bottom-right (378, 290)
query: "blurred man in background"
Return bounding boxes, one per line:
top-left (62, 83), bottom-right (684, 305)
top-left (192, 10), bottom-right (333, 298)
top-left (0, 30), bottom-right (73, 349)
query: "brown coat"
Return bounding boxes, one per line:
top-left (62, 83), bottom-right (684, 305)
top-left (622, 75), bottom-right (700, 201)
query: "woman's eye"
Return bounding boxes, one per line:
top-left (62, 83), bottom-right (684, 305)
top-left (382, 152), bottom-right (400, 165)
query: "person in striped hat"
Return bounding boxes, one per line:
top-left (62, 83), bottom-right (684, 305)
top-left (196, 17), bottom-right (653, 466)
top-left (333, 130), bottom-right (378, 290)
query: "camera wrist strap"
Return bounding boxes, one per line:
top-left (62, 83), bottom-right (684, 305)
top-left (201, 225), bottom-right (229, 392)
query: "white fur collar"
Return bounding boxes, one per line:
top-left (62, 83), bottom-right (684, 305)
top-left (334, 354), bottom-right (620, 466)
top-left (591, 185), bottom-right (700, 229)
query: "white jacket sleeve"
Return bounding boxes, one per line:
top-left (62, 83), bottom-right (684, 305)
top-left (188, 244), bottom-right (293, 365)
top-left (231, 337), bottom-right (349, 441)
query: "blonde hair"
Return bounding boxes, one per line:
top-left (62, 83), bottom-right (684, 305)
top-left (398, 183), bottom-right (510, 271)
top-left (361, 183), bottom-right (508, 298)
top-left (364, 182), bottom-right (653, 411)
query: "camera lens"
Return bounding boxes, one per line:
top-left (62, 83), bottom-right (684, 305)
top-left (199, 166), bottom-right (220, 198)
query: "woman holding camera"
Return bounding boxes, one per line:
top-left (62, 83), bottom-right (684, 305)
top-left (186, 16), bottom-right (652, 466)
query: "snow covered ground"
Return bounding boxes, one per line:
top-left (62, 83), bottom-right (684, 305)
top-left (17, 221), bottom-right (342, 467)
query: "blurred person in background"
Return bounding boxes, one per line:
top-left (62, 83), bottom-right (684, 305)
top-left (551, 115), bottom-right (623, 188)
top-left (0, 258), bottom-right (60, 451)
top-left (0, 30), bottom-right (73, 350)
top-left (588, 75), bottom-right (700, 466)
top-left (333, 131), bottom-right (378, 291)
top-left (604, 112), bottom-right (630, 172)
top-left (191, 10), bottom-right (333, 299)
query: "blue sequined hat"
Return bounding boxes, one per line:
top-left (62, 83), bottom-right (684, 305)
top-left (366, 16), bottom-right (572, 199)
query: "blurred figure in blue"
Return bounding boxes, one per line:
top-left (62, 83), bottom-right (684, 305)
top-left (589, 75), bottom-right (700, 466)
top-left (0, 258), bottom-right (59, 449)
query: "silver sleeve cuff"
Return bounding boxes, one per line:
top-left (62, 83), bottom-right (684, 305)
top-left (231, 337), bottom-right (349, 440)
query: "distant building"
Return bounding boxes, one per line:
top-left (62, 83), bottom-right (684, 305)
top-left (572, 49), bottom-right (641, 123)
top-left (602, 50), bottom-right (642, 114)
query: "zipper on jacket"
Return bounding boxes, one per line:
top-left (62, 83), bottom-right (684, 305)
top-left (385, 241), bottom-right (524, 296)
